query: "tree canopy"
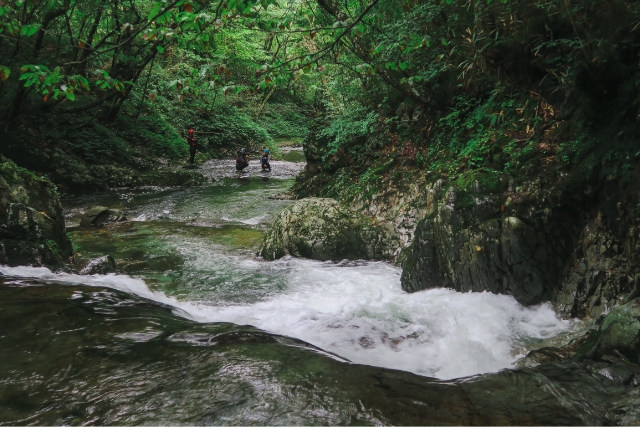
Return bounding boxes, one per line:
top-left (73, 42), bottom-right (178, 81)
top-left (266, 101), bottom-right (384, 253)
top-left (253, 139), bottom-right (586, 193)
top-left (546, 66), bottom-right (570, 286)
top-left (1, 0), bottom-right (639, 186)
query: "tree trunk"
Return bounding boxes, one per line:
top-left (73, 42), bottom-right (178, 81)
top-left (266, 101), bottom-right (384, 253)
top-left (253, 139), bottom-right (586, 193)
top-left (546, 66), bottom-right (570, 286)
top-left (77, 8), bottom-right (103, 73)
top-left (33, 0), bottom-right (71, 57)
top-left (106, 49), bottom-right (159, 121)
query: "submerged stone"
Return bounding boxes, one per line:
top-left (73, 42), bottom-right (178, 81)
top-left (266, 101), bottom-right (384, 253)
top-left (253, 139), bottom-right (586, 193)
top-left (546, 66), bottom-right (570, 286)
top-left (260, 198), bottom-right (398, 261)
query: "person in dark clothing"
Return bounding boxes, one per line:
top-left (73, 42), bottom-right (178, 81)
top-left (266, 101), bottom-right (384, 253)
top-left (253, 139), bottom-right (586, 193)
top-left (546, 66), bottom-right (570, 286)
top-left (187, 129), bottom-right (198, 165)
top-left (236, 148), bottom-right (249, 171)
top-left (260, 149), bottom-right (271, 171)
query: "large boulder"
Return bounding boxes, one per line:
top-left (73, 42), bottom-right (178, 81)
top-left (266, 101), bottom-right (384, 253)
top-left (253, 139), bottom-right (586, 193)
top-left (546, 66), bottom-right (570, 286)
top-left (260, 198), bottom-right (398, 261)
top-left (400, 183), bottom-right (578, 306)
top-left (0, 158), bottom-right (72, 268)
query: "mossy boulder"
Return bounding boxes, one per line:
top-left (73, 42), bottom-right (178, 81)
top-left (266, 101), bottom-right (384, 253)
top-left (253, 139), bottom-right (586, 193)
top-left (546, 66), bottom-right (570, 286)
top-left (260, 198), bottom-right (398, 261)
top-left (0, 158), bottom-right (72, 268)
top-left (580, 300), bottom-right (640, 364)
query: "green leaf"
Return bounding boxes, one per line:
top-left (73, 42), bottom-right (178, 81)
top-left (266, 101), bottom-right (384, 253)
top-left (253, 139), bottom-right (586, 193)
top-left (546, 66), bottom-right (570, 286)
top-left (20, 24), bottom-right (39, 37)
top-left (0, 66), bottom-right (10, 81)
top-left (148, 2), bottom-right (162, 21)
top-left (157, 45), bottom-right (164, 53)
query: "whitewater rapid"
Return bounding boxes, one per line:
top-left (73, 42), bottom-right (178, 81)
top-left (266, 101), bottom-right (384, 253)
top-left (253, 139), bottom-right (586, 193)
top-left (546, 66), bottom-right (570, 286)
top-left (0, 261), bottom-right (576, 379)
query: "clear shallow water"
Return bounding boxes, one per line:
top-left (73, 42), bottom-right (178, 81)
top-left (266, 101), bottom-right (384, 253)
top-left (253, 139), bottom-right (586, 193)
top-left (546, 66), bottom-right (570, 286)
top-left (46, 169), bottom-right (577, 380)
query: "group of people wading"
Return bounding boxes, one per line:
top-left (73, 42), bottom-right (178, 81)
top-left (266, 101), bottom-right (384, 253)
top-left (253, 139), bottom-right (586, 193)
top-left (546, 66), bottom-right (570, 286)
top-left (185, 128), bottom-right (271, 172)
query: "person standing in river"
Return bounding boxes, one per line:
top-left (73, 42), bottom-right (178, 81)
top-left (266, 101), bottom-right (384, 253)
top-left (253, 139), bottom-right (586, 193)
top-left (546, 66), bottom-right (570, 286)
top-left (236, 148), bottom-right (249, 172)
top-left (261, 149), bottom-right (271, 171)
top-left (186, 129), bottom-right (198, 166)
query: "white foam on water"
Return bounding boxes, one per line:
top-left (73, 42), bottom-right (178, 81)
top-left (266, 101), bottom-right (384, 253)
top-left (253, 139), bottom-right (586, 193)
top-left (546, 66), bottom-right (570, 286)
top-left (221, 213), bottom-right (270, 225)
top-left (0, 262), bottom-right (576, 379)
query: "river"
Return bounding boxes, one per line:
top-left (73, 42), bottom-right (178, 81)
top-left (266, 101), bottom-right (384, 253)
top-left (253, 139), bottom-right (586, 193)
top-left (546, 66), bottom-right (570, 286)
top-left (0, 152), bottom-right (586, 425)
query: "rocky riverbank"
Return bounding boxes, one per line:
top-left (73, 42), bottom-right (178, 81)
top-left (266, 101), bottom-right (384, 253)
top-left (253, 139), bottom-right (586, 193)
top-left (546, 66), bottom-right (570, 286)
top-left (288, 127), bottom-right (640, 323)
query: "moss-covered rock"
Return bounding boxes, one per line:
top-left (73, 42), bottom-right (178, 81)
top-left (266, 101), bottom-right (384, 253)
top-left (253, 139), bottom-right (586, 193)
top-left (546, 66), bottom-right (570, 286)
top-left (0, 158), bottom-right (72, 268)
top-left (579, 300), bottom-right (640, 364)
top-left (260, 198), bottom-right (398, 261)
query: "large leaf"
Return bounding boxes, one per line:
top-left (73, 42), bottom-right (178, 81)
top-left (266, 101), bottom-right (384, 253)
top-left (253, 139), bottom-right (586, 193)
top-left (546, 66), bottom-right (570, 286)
top-left (20, 24), bottom-right (39, 37)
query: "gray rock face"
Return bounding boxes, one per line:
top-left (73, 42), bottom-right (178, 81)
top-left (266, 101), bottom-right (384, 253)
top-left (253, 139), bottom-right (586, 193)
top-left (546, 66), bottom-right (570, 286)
top-left (80, 255), bottom-right (116, 275)
top-left (554, 216), bottom-right (640, 319)
top-left (397, 172), bottom-right (640, 315)
top-left (260, 198), bottom-right (398, 261)
top-left (0, 158), bottom-right (72, 268)
top-left (400, 185), bottom-right (575, 305)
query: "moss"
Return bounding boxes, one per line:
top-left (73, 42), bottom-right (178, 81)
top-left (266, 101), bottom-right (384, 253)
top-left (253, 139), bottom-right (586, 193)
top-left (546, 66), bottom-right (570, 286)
top-left (455, 170), bottom-right (503, 194)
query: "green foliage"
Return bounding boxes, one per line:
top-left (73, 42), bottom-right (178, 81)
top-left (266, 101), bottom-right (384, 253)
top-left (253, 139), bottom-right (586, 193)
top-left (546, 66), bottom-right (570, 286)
top-left (319, 108), bottom-right (378, 164)
top-left (118, 114), bottom-right (188, 158)
top-left (202, 104), bottom-right (273, 150)
top-left (256, 103), bottom-right (309, 140)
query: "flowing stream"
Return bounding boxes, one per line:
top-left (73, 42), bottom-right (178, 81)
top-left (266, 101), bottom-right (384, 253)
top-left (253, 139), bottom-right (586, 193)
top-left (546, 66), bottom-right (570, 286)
top-left (0, 153), bottom-right (582, 424)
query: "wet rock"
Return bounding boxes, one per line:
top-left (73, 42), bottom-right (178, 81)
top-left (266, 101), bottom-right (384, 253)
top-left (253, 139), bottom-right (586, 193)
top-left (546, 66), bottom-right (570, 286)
top-left (0, 158), bottom-right (72, 268)
top-left (581, 300), bottom-right (640, 364)
top-left (400, 194), bottom-right (572, 305)
top-left (146, 255), bottom-right (182, 271)
top-left (107, 209), bottom-right (127, 222)
top-left (80, 206), bottom-right (110, 226)
top-left (119, 260), bottom-right (148, 273)
top-left (80, 255), bottom-right (116, 275)
top-left (80, 207), bottom-right (127, 226)
top-left (260, 198), bottom-right (398, 261)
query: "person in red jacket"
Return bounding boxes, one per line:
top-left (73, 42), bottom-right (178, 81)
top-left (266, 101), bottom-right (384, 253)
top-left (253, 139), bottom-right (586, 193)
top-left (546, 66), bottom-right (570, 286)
top-left (186, 129), bottom-right (197, 165)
